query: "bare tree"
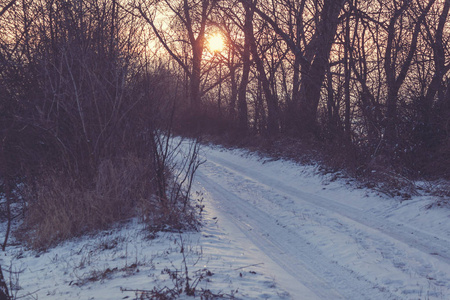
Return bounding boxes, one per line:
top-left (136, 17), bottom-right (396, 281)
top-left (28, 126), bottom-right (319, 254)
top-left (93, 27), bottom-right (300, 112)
top-left (383, 0), bottom-right (436, 146)
top-left (238, 0), bottom-right (347, 135)
top-left (137, 0), bottom-right (218, 113)
top-left (231, 1), bottom-right (253, 132)
top-left (422, 0), bottom-right (450, 126)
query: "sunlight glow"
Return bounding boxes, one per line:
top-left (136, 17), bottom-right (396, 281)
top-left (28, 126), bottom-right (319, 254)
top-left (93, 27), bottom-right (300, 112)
top-left (208, 33), bottom-right (225, 53)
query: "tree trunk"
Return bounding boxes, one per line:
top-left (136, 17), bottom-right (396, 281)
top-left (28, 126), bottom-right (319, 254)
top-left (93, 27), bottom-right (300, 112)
top-left (384, 85), bottom-right (400, 144)
top-left (344, 10), bottom-right (351, 142)
top-left (237, 2), bottom-right (253, 133)
top-left (296, 0), bottom-right (347, 136)
top-left (228, 50), bottom-right (238, 120)
top-left (190, 41), bottom-right (203, 111)
top-left (249, 28), bottom-right (278, 134)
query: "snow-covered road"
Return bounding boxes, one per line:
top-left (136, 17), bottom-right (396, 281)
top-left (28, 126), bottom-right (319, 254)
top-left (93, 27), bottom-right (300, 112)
top-left (194, 145), bottom-right (450, 299)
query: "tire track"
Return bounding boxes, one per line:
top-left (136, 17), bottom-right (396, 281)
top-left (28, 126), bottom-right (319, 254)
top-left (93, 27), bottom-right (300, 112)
top-left (206, 153), bottom-right (450, 266)
top-left (197, 171), bottom-right (395, 300)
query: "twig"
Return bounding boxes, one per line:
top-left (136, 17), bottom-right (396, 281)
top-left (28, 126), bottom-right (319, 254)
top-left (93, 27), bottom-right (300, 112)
top-left (15, 289), bottom-right (41, 299)
top-left (234, 263), bottom-right (264, 271)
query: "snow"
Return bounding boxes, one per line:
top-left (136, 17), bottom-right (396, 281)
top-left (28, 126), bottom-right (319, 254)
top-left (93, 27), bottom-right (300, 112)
top-left (1, 142), bottom-right (450, 299)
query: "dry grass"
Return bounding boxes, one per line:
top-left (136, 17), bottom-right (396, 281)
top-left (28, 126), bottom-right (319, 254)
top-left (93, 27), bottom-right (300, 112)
top-left (17, 154), bottom-right (190, 250)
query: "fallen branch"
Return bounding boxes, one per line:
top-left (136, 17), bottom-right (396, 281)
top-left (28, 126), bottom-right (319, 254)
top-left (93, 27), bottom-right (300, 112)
top-left (234, 262), bottom-right (264, 271)
top-left (0, 265), bottom-right (10, 300)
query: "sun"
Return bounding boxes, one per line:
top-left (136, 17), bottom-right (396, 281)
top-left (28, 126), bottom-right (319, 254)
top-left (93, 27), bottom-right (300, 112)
top-left (208, 33), bottom-right (225, 53)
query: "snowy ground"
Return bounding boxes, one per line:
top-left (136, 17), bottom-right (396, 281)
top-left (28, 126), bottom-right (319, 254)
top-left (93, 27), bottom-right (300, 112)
top-left (1, 143), bottom-right (450, 299)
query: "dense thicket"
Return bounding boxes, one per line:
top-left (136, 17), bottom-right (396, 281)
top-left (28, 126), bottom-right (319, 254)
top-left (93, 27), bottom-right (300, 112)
top-left (0, 0), bottom-right (197, 250)
top-left (141, 0), bottom-right (450, 179)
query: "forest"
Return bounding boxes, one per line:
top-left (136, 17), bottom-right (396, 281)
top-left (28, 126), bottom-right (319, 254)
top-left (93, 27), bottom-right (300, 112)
top-left (0, 0), bottom-right (449, 250)
top-left (137, 0), bottom-right (450, 179)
